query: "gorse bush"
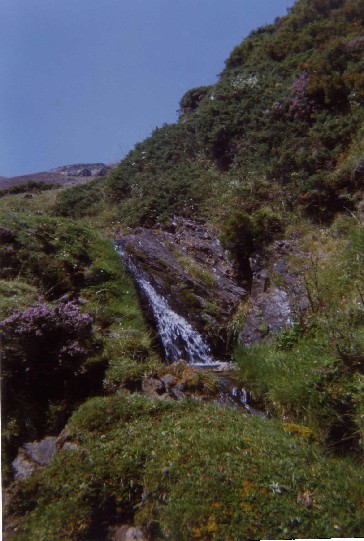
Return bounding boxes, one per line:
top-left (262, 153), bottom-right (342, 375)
top-left (53, 178), bottom-right (107, 219)
top-left (0, 181), bottom-right (59, 198)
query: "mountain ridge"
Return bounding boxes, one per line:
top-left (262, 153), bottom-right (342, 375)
top-left (0, 162), bottom-right (117, 190)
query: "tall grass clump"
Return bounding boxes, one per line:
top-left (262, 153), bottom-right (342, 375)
top-left (235, 215), bottom-right (364, 450)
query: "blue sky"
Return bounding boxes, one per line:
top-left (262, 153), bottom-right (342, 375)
top-left (1, 0), bottom-right (294, 177)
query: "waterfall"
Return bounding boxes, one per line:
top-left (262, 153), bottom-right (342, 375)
top-left (231, 387), bottom-right (254, 413)
top-left (116, 244), bottom-right (215, 365)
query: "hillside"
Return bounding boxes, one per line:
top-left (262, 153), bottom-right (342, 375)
top-left (1, 0), bottom-right (364, 539)
top-left (0, 163), bottom-right (116, 191)
top-left (55, 0), bottom-right (363, 228)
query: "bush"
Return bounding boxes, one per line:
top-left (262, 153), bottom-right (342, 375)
top-left (220, 209), bottom-right (284, 278)
top-left (53, 179), bottom-right (107, 218)
top-left (1, 300), bottom-right (102, 455)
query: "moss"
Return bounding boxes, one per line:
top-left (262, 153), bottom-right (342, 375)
top-left (282, 423), bottom-right (315, 441)
top-left (9, 394), bottom-right (364, 540)
top-left (178, 287), bottom-right (201, 308)
top-left (0, 279), bottom-right (38, 315)
top-left (202, 301), bottom-right (221, 318)
top-left (176, 255), bottom-right (216, 288)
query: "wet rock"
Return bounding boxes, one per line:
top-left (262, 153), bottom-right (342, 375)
top-left (141, 377), bottom-right (166, 398)
top-left (116, 217), bottom-right (246, 355)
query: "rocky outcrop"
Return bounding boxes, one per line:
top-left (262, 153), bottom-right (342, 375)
top-left (11, 433), bottom-right (79, 480)
top-left (117, 217), bottom-right (246, 356)
top-left (0, 162), bottom-right (117, 190)
top-left (239, 240), bottom-right (309, 345)
top-left (51, 163), bottom-right (113, 177)
top-left (116, 220), bottom-right (311, 354)
top-left (12, 437), bottom-right (57, 480)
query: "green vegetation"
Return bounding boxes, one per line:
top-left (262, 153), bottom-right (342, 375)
top-left (175, 254), bottom-right (216, 288)
top-left (0, 209), bottom-right (160, 482)
top-left (235, 215), bottom-right (364, 450)
top-left (7, 394), bottom-right (364, 540)
top-left (0, 181), bottom-right (59, 198)
top-left (53, 0), bottom-right (363, 233)
top-left (2, 0), bottom-right (364, 539)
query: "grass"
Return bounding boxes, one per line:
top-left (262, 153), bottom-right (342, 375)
top-left (0, 203), bottom-right (163, 481)
top-left (8, 393), bottom-right (364, 540)
top-left (2, 2), bottom-right (364, 537)
top-left (234, 216), bottom-right (364, 448)
top-left (176, 254), bottom-right (216, 289)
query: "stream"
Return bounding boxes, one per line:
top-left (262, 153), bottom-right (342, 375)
top-left (116, 242), bottom-right (257, 414)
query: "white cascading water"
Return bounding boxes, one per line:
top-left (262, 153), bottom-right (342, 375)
top-left (116, 245), bottom-right (214, 365)
top-left (231, 387), bottom-right (254, 413)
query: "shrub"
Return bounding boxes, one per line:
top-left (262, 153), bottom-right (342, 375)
top-left (53, 179), bottom-right (107, 218)
top-left (179, 86), bottom-right (211, 115)
top-left (220, 209), bottom-right (284, 278)
top-left (1, 301), bottom-right (101, 451)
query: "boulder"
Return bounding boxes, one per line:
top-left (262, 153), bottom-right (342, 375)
top-left (12, 455), bottom-right (38, 480)
top-left (141, 377), bottom-right (166, 398)
top-left (12, 436), bottom-right (57, 480)
top-left (23, 436), bottom-right (57, 466)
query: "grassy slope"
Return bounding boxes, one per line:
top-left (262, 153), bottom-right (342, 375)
top-left (234, 213), bottom-right (364, 449)
top-left (0, 194), bottom-right (162, 482)
top-left (7, 395), bottom-right (364, 540)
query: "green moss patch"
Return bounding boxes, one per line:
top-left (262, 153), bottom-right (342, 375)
top-left (8, 394), bottom-right (364, 540)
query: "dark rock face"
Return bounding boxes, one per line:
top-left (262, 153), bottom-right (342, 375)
top-left (239, 240), bottom-right (308, 345)
top-left (117, 217), bottom-right (246, 356)
top-left (116, 221), bottom-right (309, 354)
